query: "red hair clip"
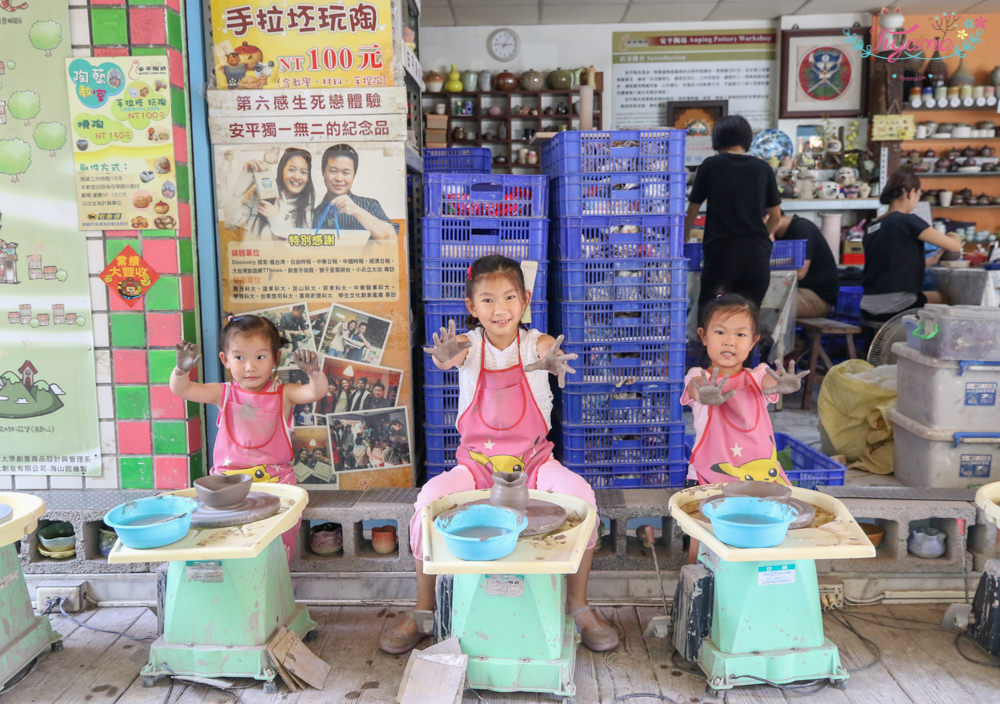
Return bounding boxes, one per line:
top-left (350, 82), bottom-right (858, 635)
top-left (466, 265), bottom-right (473, 280)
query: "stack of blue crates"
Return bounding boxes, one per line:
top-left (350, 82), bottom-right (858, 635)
top-left (541, 130), bottom-right (689, 488)
top-left (422, 171), bottom-right (550, 480)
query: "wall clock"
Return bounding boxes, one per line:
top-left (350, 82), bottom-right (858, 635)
top-left (487, 28), bottom-right (520, 62)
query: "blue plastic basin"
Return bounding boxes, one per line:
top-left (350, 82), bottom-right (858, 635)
top-left (434, 504), bottom-right (528, 561)
top-left (701, 496), bottom-right (799, 548)
top-left (103, 495), bottom-right (199, 549)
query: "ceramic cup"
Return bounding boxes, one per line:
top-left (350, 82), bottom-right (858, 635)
top-left (98, 526), bottom-right (117, 557)
top-left (434, 103), bottom-right (446, 115)
top-left (371, 525), bottom-right (397, 554)
top-left (939, 190), bottom-right (954, 207)
top-left (916, 124), bottom-right (930, 139)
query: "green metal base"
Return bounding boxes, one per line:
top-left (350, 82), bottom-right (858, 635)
top-left (141, 537), bottom-right (315, 683)
top-left (452, 573), bottom-right (577, 697)
top-left (700, 638), bottom-right (847, 691)
top-left (0, 543), bottom-right (61, 692)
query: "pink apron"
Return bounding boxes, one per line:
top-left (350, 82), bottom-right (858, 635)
top-left (214, 381), bottom-right (299, 559)
top-left (688, 370), bottom-right (790, 486)
top-left (456, 333), bottom-right (555, 490)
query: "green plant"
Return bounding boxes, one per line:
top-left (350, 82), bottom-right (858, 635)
top-left (29, 20), bottom-right (62, 58)
top-left (55, 269), bottom-right (67, 282)
top-left (33, 122), bottom-right (66, 156)
top-left (0, 139), bottom-right (31, 182)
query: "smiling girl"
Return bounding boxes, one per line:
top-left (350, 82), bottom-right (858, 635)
top-left (226, 148), bottom-right (315, 241)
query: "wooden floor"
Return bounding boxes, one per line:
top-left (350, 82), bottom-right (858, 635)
top-left (2, 603), bottom-right (997, 703)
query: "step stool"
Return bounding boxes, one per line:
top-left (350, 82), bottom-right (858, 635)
top-left (797, 317), bottom-right (861, 410)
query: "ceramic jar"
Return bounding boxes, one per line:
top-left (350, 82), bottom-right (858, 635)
top-left (98, 525), bottom-right (117, 557)
top-left (990, 65), bottom-right (1000, 86)
top-left (371, 525), bottom-right (397, 554)
top-left (451, 125), bottom-right (465, 141)
top-left (461, 69), bottom-right (478, 92)
top-left (490, 470), bottom-right (528, 515)
top-left (309, 523), bottom-right (343, 555)
top-left (424, 70), bottom-right (444, 93)
top-left (478, 70), bottom-right (493, 91)
top-left (494, 71), bottom-right (518, 92)
top-left (908, 526), bottom-right (946, 559)
top-left (519, 69), bottom-right (544, 91)
top-left (547, 68), bottom-right (573, 90)
top-left (444, 64), bottom-right (463, 92)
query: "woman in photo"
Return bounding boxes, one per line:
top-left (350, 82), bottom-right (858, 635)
top-left (352, 432), bottom-right (369, 469)
top-left (312, 144), bottom-right (399, 241)
top-left (344, 321), bottom-right (373, 361)
top-left (333, 377), bottom-right (352, 414)
top-left (227, 147), bottom-right (315, 241)
top-left (326, 318), bottom-right (357, 358)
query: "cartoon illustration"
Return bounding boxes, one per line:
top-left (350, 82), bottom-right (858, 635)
top-left (0, 237), bottom-right (19, 283)
top-left (7, 90), bottom-right (39, 125)
top-left (220, 464), bottom-right (280, 483)
top-left (799, 47), bottom-right (850, 101)
top-left (711, 444), bottom-right (790, 484)
top-left (28, 19), bottom-right (61, 57)
top-left (222, 52), bottom-right (246, 89)
top-left (232, 41), bottom-right (268, 89)
top-left (1, 2), bottom-right (30, 13)
top-left (0, 138), bottom-right (30, 182)
top-left (467, 436), bottom-right (543, 474)
top-left (33, 121), bottom-right (66, 156)
top-left (0, 359), bottom-right (66, 419)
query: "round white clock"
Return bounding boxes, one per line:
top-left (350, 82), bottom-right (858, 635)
top-left (487, 28), bottom-right (520, 62)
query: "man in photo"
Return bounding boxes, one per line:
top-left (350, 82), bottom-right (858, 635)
top-left (386, 418), bottom-right (410, 466)
top-left (280, 304), bottom-right (310, 351)
top-left (367, 381), bottom-right (391, 409)
top-left (349, 376), bottom-right (371, 411)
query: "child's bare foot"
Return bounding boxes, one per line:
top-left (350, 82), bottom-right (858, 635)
top-left (569, 605), bottom-right (619, 652)
top-left (379, 609), bottom-right (432, 655)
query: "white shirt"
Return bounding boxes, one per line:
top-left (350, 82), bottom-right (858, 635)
top-left (457, 327), bottom-right (553, 430)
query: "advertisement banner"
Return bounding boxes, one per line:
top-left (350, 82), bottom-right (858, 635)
top-left (209, 0), bottom-right (393, 90)
top-left (65, 56), bottom-right (177, 231)
top-left (0, 3), bottom-right (101, 475)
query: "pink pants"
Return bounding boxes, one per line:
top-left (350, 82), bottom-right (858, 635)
top-left (410, 458), bottom-right (599, 559)
top-left (210, 466), bottom-right (299, 562)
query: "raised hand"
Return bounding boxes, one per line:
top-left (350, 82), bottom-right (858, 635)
top-left (765, 360), bottom-right (809, 394)
top-left (174, 341), bottom-right (202, 373)
top-left (422, 319), bottom-right (472, 364)
top-left (696, 367), bottom-right (736, 406)
top-left (292, 349), bottom-right (320, 373)
top-left (524, 334), bottom-right (578, 388)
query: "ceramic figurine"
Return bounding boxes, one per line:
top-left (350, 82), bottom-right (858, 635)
top-left (797, 170), bottom-right (816, 199)
top-left (820, 138), bottom-right (844, 170)
top-left (445, 64), bottom-right (463, 92)
top-left (858, 182), bottom-right (871, 199)
top-left (818, 181), bottom-right (840, 200)
top-left (775, 164), bottom-right (798, 198)
top-left (462, 99), bottom-right (474, 116)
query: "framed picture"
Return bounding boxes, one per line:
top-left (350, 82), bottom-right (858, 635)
top-left (780, 29), bottom-right (868, 118)
top-left (665, 100), bottom-right (728, 136)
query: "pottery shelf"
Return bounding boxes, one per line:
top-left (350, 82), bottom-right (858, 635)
top-left (760, 199), bottom-right (882, 212)
top-left (903, 138), bottom-right (1000, 143)
top-left (903, 105), bottom-right (999, 112)
top-left (931, 204), bottom-right (1000, 209)
top-left (917, 172), bottom-right (1000, 177)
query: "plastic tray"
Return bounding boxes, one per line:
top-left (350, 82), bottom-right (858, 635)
top-left (423, 300), bottom-right (548, 343)
top-left (556, 421), bottom-right (686, 466)
top-left (553, 299), bottom-right (686, 342)
top-left (554, 215), bottom-right (684, 259)
top-left (423, 259), bottom-right (548, 300)
top-left (683, 432), bottom-right (846, 490)
top-left (684, 239), bottom-right (807, 271)
top-left (555, 257), bottom-right (686, 302)
top-left (566, 460), bottom-right (688, 489)
top-left (540, 130), bottom-right (686, 178)
top-left (425, 173), bottom-right (548, 218)
top-left (562, 340), bottom-right (686, 383)
top-left (424, 147), bottom-right (492, 174)
top-left (560, 380), bottom-right (683, 426)
top-left (552, 171), bottom-right (686, 217)
top-left (421, 216), bottom-right (548, 260)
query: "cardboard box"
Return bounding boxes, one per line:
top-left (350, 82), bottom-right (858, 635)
top-left (425, 128), bottom-right (448, 142)
top-left (425, 114), bottom-right (448, 129)
top-left (843, 240), bottom-right (864, 255)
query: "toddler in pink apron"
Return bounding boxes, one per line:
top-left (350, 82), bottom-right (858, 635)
top-left (169, 314), bottom-right (329, 561)
top-left (379, 255), bottom-right (618, 655)
top-left (682, 293), bottom-right (808, 560)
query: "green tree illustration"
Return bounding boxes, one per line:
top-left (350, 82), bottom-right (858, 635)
top-left (33, 122), bottom-right (66, 156)
top-left (8, 90), bottom-right (40, 126)
top-left (29, 21), bottom-right (63, 58)
top-left (0, 139), bottom-right (31, 182)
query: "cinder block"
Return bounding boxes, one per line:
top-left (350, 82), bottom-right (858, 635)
top-left (970, 507), bottom-right (1000, 571)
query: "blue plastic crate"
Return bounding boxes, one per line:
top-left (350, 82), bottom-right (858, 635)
top-left (835, 286), bottom-right (863, 322)
top-left (556, 421), bottom-right (686, 466)
top-left (684, 239), bottom-right (806, 271)
top-left (540, 129), bottom-right (686, 178)
top-left (425, 173), bottom-right (548, 218)
top-left (563, 340), bottom-right (686, 384)
top-left (423, 258), bottom-right (548, 300)
top-left (551, 171), bottom-right (686, 217)
top-left (424, 147), bottom-right (492, 174)
top-left (423, 356), bottom-right (459, 387)
top-left (423, 299), bottom-right (548, 342)
top-left (555, 258), bottom-right (686, 302)
top-left (566, 460), bottom-right (688, 489)
top-left (560, 380), bottom-right (683, 426)
top-left (421, 217), bottom-right (548, 260)
top-left (424, 384), bottom-right (460, 426)
top-left (554, 299), bottom-right (686, 343)
top-left (425, 423), bottom-right (461, 465)
top-left (682, 432), bottom-right (846, 489)
top-left (554, 215), bottom-right (684, 259)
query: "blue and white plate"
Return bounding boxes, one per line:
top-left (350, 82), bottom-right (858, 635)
top-left (749, 129), bottom-right (794, 162)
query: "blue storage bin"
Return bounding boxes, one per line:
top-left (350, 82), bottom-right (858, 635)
top-left (423, 300), bottom-right (548, 342)
top-left (425, 173), bottom-right (548, 218)
top-left (425, 423), bottom-right (461, 465)
top-left (555, 257), bottom-right (686, 302)
top-left (551, 171), bottom-right (686, 217)
top-left (560, 380), bottom-right (683, 425)
top-left (423, 356), bottom-right (459, 387)
top-left (684, 239), bottom-right (806, 271)
top-left (835, 286), bottom-right (863, 322)
top-left (556, 421), bottom-right (686, 465)
top-left (540, 129), bottom-right (686, 178)
top-left (566, 460), bottom-right (688, 489)
top-left (421, 216), bottom-right (548, 260)
top-left (554, 215), bottom-right (684, 259)
top-left (424, 384), bottom-right (460, 426)
top-left (423, 259), bottom-right (548, 300)
top-left (424, 147), bottom-right (492, 174)
top-left (554, 299), bottom-right (686, 342)
top-left (682, 432), bottom-right (846, 490)
top-left (563, 340), bottom-right (686, 384)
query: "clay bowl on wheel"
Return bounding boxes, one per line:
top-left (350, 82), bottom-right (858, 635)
top-left (194, 474), bottom-right (252, 510)
top-left (722, 480), bottom-right (792, 502)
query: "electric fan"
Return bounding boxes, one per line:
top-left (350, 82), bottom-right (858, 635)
top-left (866, 308), bottom-right (919, 366)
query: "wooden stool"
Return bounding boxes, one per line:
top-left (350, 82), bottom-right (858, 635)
top-left (796, 317), bottom-right (861, 410)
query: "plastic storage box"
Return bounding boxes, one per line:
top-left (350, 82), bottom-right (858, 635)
top-left (423, 259), bottom-right (548, 300)
top-left (560, 381), bottom-right (683, 425)
top-left (555, 258), bottom-right (686, 302)
top-left (424, 148), bottom-right (492, 174)
top-left (835, 286), bottom-right (864, 323)
top-left (554, 299), bottom-right (686, 342)
top-left (888, 407), bottom-right (998, 488)
top-left (421, 217), bottom-right (548, 260)
top-left (551, 171), bottom-right (686, 217)
top-left (557, 421), bottom-right (686, 465)
top-left (684, 239), bottom-right (806, 271)
top-left (540, 129), bottom-right (685, 178)
top-left (424, 173), bottom-right (548, 218)
top-left (893, 342), bottom-right (1000, 431)
top-left (907, 305), bottom-right (1000, 361)
top-left (554, 215), bottom-right (683, 260)
top-left (564, 460), bottom-right (687, 489)
top-left (562, 340), bottom-right (686, 383)
top-left (425, 423), bottom-right (461, 465)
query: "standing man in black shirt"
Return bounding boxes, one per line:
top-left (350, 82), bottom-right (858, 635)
top-left (772, 212), bottom-right (840, 318)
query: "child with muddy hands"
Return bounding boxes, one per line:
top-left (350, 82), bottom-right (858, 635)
top-left (378, 254), bottom-right (619, 655)
top-left (681, 294), bottom-right (808, 563)
top-left (169, 314), bottom-right (328, 561)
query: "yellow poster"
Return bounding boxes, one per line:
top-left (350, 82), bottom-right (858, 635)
top-left (65, 57), bottom-right (176, 231)
top-left (210, 0), bottom-right (393, 90)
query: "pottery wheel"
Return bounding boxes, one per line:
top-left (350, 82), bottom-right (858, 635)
top-left (464, 498), bottom-right (568, 536)
top-left (697, 494), bottom-right (816, 530)
top-left (190, 493), bottom-right (281, 529)
top-left (0, 503), bottom-right (11, 525)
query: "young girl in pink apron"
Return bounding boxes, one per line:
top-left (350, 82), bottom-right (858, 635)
top-left (380, 255), bottom-right (618, 655)
top-left (681, 293), bottom-right (808, 560)
top-left (169, 315), bottom-right (329, 561)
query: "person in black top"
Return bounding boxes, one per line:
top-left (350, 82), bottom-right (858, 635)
top-left (861, 168), bottom-right (961, 324)
top-left (686, 115), bottom-right (782, 313)
top-left (772, 213), bottom-right (840, 318)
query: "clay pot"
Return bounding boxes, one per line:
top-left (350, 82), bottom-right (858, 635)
top-left (371, 525), bottom-right (397, 554)
top-left (962, 145), bottom-right (978, 157)
top-left (478, 70), bottom-right (493, 91)
top-left (547, 68), bottom-right (573, 90)
top-left (461, 69), bottom-right (478, 92)
top-left (194, 474), bottom-right (251, 510)
top-left (908, 526), bottom-right (946, 559)
top-left (981, 146), bottom-right (993, 157)
top-left (444, 64), bottom-right (463, 92)
top-left (924, 50), bottom-right (949, 85)
top-left (491, 470), bottom-right (528, 515)
top-left (519, 69), bottom-right (544, 91)
top-left (978, 193), bottom-right (991, 205)
top-left (990, 65), bottom-right (1000, 86)
top-left (494, 71), bottom-right (518, 92)
top-left (487, 105), bottom-right (502, 117)
top-left (924, 149), bottom-right (936, 158)
top-left (861, 522), bottom-right (884, 548)
top-left (424, 70), bottom-right (444, 93)
top-left (309, 523), bottom-right (342, 555)
top-left (451, 125), bottom-right (465, 141)
top-left (949, 57), bottom-right (975, 86)
top-left (98, 525), bottom-right (117, 557)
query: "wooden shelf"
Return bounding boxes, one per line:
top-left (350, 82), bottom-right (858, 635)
top-left (902, 104), bottom-right (998, 112)
top-left (902, 138), bottom-right (1000, 143)
top-left (425, 90), bottom-right (602, 98)
top-left (931, 204), bottom-right (1000, 209)
top-left (917, 172), bottom-right (1000, 177)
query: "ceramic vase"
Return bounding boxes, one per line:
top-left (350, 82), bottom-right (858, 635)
top-left (821, 213), bottom-right (843, 264)
top-left (478, 70), bottom-right (493, 91)
top-left (444, 64), bottom-right (463, 92)
top-left (494, 71), bottom-right (518, 92)
top-left (924, 51), bottom-right (949, 86)
top-left (949, 57), bottom-right (975, 86)
top-left (989, 65), bottom-right (1000, 87)
top-left (309, 522), bottom-right (343, 555)
top-left (490, 470), bottom-right (528, 515)
top-left (547, 68), bottom-right (572, 90)
top-left (371, 525), bottom-right (398, 554)
top-left (519, 69), bottom-right (544, 91)
top-left (461, 69), bottom-right (478, 92)
top-left (424, 70), bottom-right (444, 93)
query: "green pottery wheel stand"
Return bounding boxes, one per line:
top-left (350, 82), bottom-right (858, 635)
top-left (109, 484), bottom-right (314, 692)
top-left (0, 492), bottom-right (62, 692)
top-left (668, 485), bottom-right (875, 699)
top-left (422, 489), bottom-right (597, 698)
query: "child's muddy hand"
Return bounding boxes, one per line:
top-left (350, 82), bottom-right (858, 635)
top-left (696, 367), bottom-right (735, 406)
top-left (422, 319), bottom-right (471, 363)
top-left (292, 349), bottom-right (320, 373)
top-left (524, 334), bottom-right (578, 388)
top-left (766, 361), bottom-right (809, 394)
top-left (174, 341), bottom-right (201, 373)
